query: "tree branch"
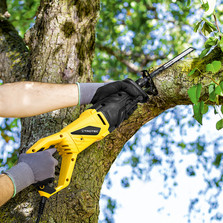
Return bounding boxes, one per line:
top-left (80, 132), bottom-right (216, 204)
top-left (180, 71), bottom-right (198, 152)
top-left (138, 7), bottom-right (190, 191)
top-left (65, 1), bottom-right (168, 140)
top-left (96, 43), bottom-right (140, 73)
top-left (213, 14), bottom-right (221, 39)
top-left (0, 1), bottom-right (30, 83)
top-left (104, 47), bottom-right (223, 167)
top-left (96, 43), bottom-right (166, 74)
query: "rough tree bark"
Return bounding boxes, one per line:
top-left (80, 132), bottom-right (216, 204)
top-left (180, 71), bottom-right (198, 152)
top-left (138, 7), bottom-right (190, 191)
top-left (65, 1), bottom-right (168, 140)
top-left (0, 0), bottom-right (223, 223)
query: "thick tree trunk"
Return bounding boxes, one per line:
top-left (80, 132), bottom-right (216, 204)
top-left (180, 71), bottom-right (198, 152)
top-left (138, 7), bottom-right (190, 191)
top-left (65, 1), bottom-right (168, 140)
top-left (1, 0), bottom-right (223, 222)
top-left (0, 1), bottom-right (105, 222)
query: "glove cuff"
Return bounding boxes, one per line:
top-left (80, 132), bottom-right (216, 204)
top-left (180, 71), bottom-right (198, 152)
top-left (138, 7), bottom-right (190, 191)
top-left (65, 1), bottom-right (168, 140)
top-left (78, 83), bottom-right (105, 105)
top-left (4, 162), bottom-right (35, 195)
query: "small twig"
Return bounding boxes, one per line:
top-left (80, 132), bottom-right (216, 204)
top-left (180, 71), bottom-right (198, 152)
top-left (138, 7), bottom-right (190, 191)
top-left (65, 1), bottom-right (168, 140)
top-left (196, 68), bottom-right (219, 85)
top-left (213, 13), bottom-right (221, 39)
top-left (202, 73), bottom-right (219, 85)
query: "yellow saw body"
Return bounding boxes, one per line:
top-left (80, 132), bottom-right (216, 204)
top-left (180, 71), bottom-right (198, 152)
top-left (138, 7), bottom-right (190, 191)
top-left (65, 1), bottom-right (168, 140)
top-left (26, 109), bottom-right (110, 198)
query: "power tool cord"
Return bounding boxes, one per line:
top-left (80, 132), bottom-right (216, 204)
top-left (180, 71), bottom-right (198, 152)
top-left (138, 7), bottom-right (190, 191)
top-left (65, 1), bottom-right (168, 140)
top-left (36, 196), bottom-right (47, 223)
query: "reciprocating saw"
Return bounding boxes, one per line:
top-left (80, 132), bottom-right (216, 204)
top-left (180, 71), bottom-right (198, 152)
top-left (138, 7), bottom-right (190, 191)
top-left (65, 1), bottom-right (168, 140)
top-left (26, 47), bottom-right (194, 222)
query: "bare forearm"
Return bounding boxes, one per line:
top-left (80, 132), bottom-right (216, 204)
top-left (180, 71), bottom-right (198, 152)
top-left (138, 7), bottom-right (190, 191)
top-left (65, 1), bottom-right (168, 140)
top-left (0, 174), bottom-right (14, 207)
top-left (0, 82), bottom-right (78, 117)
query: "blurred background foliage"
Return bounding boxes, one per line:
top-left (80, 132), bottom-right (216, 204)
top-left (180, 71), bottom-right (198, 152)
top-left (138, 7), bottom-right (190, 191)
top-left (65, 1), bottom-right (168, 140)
top-left (1, 0), bottom-right (223, 222)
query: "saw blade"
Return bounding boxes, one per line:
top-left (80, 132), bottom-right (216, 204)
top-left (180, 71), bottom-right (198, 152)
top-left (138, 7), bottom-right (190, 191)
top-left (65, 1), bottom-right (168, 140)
top-left (150, 47), bottom-right (195, 79)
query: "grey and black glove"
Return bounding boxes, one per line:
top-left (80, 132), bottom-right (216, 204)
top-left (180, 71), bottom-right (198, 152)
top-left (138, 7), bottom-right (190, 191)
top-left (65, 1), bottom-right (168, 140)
top-left (91, 79), bottom-right (148, 132)
top-left (77, 82), bottom-right (105, 105)
top-left (91, 78), bottom-right (148, 104)
top-left (77, 79), bottom-right (148, 105)
top-left (4, 148), bottom-right (58, 196)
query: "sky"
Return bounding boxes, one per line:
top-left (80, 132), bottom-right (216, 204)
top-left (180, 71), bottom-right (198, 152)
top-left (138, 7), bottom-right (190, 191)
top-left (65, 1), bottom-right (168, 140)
top-left (99, 106), bottom-right (223, 223)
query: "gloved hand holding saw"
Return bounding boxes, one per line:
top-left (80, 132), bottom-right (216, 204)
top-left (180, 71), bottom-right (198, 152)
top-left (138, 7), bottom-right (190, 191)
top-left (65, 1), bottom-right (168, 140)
top-left (0, 149), bottom-right (58, 206)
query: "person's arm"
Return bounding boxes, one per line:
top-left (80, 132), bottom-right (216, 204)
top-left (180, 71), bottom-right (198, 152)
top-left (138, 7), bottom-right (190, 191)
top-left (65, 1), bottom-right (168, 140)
top-left (0, 82), bottom-right (78, 117)
top-left (0, 174), bottom-right (14, 206)
top-left (0, 82), bottom-right (105, 118)
top-left (0, 79), bottom-right (147, 118)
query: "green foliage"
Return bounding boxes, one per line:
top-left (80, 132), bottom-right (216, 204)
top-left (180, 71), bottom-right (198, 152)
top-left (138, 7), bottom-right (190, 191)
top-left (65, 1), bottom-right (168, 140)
top-left (194, 14), bottom-right (221, 58)
top-left (216, 119), bottom-right (223, 130)
top-left (188, 84), bottom-right (202, 104)
top-left (0, 118), bottom-right (19, 143)
top-left (213, 153), bottom-right (223, 167)
top-left (206, 60), bottom-right (221, 73)
top-left (201, 2), bottom-right (209, 12)
top-left (7, 0), bottom-right (39, 36)
top-left (186, 165), bottom-right (196, 176)
top-left (0, 118), bottom-right (20, 170)
top-left (193, 101), bottom-right (204, 124)
top-left (187, 60), bottom-right (223, 127)
top-left (100, 194), bottom-right (117, 223)
top-left (121, 177), bottom-right (130, 188)
top-left (93, 0), bottom-right (193, 81)
top-left (188, 1), bottom-right (223, 129)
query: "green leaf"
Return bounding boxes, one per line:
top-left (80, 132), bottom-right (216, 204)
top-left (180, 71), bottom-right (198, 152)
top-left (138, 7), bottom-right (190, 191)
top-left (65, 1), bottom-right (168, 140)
top-left (221, 105), bottom-right (223, 114)
top-left (121, 177), bottom-right (130, 187)
top-left (213, 153), bottom-right (223, 167)
top-left (200, 48), bottom-right (210, 58)
top-left (206, 64), bottom-right (213, 72)
top-left (186, 165), bottom-right (196, 176)
top-left (206, 61), bottom-right (221, 73)
top-left (194, 20), bottom-right (202, 32)
top-left (209, 84), bottom-right (216, 102)
top-left (202, 18), bottom-right (217, 31)
top-left (202, 103), bottom-right (209, 114)
top-left (209, 83), bottom-right (215, 94)
top-left (193, 101), bottom-right (204, 125)
top-left (215, 82), bottom-right (223, 96)
top-left (215, 85), bottom-right (222, 96)
top-left (178, 142), bottom-right (186, 149)
top-left (205, 37), bottom-right (218, 48)
top-left (220, 81), bottom-right (223, 90)
top-left (212, 61), bottom-right (221, 73)
top-left (188, 68), bottom-right (196, 76)
top-left (188, 84), bottom-right (202, 104)
top-left (201, 22), bottom-right (213, 35)
top-left (187, 0), bottom-right (191, 6)
top-left (201, 2), bottom-right (209, 12)
top-left (216, 119), bottom-right (223, 130)
top-left (219, 38), bottom-right (223, 53)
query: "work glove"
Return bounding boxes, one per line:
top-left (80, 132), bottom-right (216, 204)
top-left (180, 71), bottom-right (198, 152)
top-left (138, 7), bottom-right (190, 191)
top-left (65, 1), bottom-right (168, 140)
top-left (4, 148), bottom-right (58, 196)
top-left (91, 78), bottom-right (148, 104)
top-left (91, 79), bottom-right (148, 132)
top-left (77, 83), bottom-right (105, 105)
